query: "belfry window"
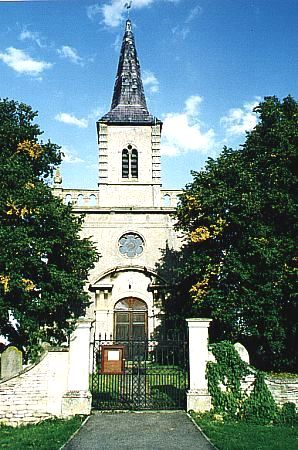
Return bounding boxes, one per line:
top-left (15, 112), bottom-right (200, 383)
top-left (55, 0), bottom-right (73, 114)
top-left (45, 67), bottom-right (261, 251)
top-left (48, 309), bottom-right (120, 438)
top-left (122, 149), bottom-right (129, 178)
top-left (131, 149), bottom-right (138, 178)
top-left (122, 145), bottom-right (138, 179)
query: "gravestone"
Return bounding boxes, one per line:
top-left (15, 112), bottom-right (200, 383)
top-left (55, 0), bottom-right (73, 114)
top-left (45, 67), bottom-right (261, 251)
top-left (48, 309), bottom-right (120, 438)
top-left (234, 342), bottom-right (250, 364)
top-left (0, 346), bottom-right (22, 379)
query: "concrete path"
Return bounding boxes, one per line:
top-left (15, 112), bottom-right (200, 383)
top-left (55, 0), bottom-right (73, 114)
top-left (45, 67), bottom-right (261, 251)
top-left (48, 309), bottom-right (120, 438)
top-left (63, 411), bottom-right (215, 450)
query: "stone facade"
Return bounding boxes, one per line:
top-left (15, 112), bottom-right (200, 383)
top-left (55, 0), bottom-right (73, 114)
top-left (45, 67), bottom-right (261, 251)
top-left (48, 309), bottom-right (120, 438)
top-left (52, 188), bottom-right (182, 341)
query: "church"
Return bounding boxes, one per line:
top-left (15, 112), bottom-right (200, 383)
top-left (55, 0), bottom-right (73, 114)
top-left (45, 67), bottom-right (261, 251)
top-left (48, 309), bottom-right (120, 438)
top-left (53, 19), bottom-right (182, 341)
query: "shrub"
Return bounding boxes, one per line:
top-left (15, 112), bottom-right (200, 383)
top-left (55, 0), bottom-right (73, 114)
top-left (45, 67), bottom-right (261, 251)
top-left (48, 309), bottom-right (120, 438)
top-left (277, 402), bottom-right (297, 425)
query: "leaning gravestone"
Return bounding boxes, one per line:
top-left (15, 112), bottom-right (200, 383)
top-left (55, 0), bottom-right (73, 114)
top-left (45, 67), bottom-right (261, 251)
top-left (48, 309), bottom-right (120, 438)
top-left (234, 342), bottom-right (250, 364)
top-left (0, 346), bottom-right (22, 379)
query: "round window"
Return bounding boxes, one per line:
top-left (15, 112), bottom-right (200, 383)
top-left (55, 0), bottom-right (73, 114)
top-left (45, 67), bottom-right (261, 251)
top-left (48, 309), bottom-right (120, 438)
top-left (118, 233), bottom-right (144, 257)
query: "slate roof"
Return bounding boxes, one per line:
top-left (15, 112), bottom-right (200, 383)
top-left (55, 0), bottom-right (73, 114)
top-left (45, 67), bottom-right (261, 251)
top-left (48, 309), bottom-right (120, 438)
top-left (99, 20), bottom-right (161, 125)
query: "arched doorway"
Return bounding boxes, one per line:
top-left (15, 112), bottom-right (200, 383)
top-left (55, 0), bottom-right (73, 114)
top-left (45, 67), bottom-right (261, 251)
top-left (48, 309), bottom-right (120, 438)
top-left (114, 297), bottom-right (147, 340)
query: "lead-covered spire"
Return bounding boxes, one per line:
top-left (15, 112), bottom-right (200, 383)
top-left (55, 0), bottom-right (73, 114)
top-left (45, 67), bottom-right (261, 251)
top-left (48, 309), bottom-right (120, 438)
top-left (100, 19), bottom-right (158, 124)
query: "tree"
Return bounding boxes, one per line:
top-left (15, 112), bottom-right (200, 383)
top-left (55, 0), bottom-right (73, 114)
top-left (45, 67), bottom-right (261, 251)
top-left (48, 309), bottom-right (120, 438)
top-left (0, 99), bottom-right (98, 358)
top-left (161, 96), bottom-right (297, 371)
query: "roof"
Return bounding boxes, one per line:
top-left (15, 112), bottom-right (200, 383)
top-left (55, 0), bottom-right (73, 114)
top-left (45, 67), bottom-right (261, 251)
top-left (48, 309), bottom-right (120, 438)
top-left (99, 20), bottom-right (161, 125)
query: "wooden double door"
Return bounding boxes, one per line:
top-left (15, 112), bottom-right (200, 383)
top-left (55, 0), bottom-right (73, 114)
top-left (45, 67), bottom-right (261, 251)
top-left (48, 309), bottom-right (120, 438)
top-left (114, 297), bottom-right (148, 341)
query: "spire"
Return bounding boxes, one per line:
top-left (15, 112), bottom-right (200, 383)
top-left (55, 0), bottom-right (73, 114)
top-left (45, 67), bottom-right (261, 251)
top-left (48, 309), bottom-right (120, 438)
top-left (100, 19), bottom-right (158, 124)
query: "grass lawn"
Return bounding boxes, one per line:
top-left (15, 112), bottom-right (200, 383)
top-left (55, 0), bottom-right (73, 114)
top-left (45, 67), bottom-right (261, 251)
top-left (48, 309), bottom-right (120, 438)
top-left (192, 413), bottom-right (298, 450)
top-left (0, 416), bottom-right (85, 450)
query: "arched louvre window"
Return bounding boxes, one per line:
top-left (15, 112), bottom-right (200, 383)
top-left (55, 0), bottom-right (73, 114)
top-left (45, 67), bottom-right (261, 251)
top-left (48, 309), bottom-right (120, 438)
top-left (131, 149), bottom-right (138, 178)
top-left (122, 149), bottom-right (129, 178)
top-left (122, 145), bottom-right (138, 179)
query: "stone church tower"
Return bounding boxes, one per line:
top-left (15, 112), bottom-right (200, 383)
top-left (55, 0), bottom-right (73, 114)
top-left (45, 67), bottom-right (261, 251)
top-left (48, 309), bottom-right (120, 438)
top-left (53, 19), bottom-right (181, 340)
top-left (97, 19), bottom-right (162, 208)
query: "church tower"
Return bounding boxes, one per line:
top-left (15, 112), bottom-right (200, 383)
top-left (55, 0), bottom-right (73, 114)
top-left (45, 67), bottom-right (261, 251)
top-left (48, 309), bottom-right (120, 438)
top-left (97, 20), bottom-right (162, 207)
top-left (53, 18), bottom-right (182, 341)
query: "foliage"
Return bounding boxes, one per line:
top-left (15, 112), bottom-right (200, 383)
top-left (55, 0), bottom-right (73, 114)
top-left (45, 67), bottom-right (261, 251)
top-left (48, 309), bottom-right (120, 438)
top-left (0, 99), bottom-right (98, 359)
top-left (191, 412), bottom-right (298, 450)
top-left (268, 372), bottom-right (298, 379)
top-left (207, 342), bottom-right (297, 425)
top-left (278, 402), bottom-right (298, 425)
top-left (242, 371), bottom-right (278, 424)
top-left (0, 416), bottom-right (85, 450)
top-left (158, 95), bottom-right (298, 371)
top-left (207, 341), bottom-right (250, 419)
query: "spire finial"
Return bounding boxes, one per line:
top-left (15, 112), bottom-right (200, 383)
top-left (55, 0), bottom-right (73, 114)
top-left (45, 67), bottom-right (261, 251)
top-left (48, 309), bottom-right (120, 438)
top-left (125, 1), bottom-right (132, 18)
top-left (125, 19), bottom-right (132, 32)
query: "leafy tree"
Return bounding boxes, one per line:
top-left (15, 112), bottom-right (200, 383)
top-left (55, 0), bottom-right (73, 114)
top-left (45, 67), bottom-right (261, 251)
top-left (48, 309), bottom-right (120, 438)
top-left (160, 96), bottom-right (297, 371)
top-left (0, 99), bottom-right (97, 358)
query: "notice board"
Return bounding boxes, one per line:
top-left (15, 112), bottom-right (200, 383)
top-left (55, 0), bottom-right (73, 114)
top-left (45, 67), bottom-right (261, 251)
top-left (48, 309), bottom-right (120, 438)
top-left (101, 345), bottom-right (125, 374)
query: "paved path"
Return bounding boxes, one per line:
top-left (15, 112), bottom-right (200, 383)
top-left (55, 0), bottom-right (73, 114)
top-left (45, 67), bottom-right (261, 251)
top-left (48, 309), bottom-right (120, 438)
top-left (63, 411), bottom-right (215, 450)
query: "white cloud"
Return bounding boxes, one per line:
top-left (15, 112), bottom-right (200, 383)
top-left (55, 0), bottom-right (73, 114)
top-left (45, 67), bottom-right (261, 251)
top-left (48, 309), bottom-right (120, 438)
top-left (185, 95), bottom-right (203, 116)
top-left (89, 0), bottom-right (178, 28)
top-left (172, 3), bottom-right (201, 40)
top-left (161, 95), bottom-right (215, 156)
top-left (57, 46), bottom-right (84, 65)
top-left (55, 107), bottom-right (102, 129)
top-left (113, 35), bottom-right (121, 52)
top-left (55, 113), bottom-right (88, 128)
top-left (172, 25), bottom-right (190, 40)
top-left (0, 47), bottom-right (52, 76)
top-left (61, 146), bottom-right (84, 164)
top-left (142, 70), bottom-right (159, 93)
top-left (101, 1), bottom-right (124, 27)
top-left (220, 98), bottom-right (260, 136)
top-left (19, 28), bottom-right (44, 48)
top-left (185, 5), bottom-right (202, 23)
top-left (87, 3), bottom-right (101, 21)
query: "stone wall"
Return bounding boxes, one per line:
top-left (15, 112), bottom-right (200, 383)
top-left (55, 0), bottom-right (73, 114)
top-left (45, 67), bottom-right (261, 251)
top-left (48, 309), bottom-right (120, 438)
top-left (266, 376), bottom-right (298, 407)
top-left (0, 319), bottom-right (93, 426)
top-left (241, 374), bottom-right (298, 407)
top-left (0, 349), bottom-right (68, 426)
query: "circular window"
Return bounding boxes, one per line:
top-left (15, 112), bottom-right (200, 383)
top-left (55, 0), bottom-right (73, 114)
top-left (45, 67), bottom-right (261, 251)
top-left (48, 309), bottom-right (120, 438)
top-left (119, 232), bottom-right (144, 257)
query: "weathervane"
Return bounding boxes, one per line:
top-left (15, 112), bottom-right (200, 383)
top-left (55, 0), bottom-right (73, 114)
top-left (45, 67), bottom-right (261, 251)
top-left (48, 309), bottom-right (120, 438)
top-left (124, 1), bottom-right (132, 18)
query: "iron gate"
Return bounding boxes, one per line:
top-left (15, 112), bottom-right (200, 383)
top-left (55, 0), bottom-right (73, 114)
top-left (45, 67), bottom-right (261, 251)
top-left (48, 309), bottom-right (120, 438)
top-left (91, 333), bottom-right (189, 410)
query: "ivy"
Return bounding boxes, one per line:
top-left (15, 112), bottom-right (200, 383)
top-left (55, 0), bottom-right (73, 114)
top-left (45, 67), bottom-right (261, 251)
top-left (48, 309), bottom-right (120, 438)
top-left (242, 371), bottom-right (278, 424)
top-left (206, 341), bottom-right (297, 425)
top-left (279, 402), bottom-right (298, 425)
top-left (207, 341), bottom-right (250, 420)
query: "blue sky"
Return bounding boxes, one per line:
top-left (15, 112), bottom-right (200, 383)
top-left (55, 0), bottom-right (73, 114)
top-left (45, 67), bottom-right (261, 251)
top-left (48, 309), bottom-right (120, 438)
top-left (0, 0), bottom-right (297, 189)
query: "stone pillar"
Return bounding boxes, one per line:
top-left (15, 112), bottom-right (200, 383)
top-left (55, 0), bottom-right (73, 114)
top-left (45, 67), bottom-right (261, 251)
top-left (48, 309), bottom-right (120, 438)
top-left (62, 318), bottom-right (92, 416)
top-left (186, 318), bottom-right (212, 412)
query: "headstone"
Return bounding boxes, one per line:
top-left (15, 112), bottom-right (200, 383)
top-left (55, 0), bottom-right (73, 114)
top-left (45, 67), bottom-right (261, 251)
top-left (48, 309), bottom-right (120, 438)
top-left (234, 342), bottom-right (250, 364)
top-left (0, 346), bottom-right (22, 379)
